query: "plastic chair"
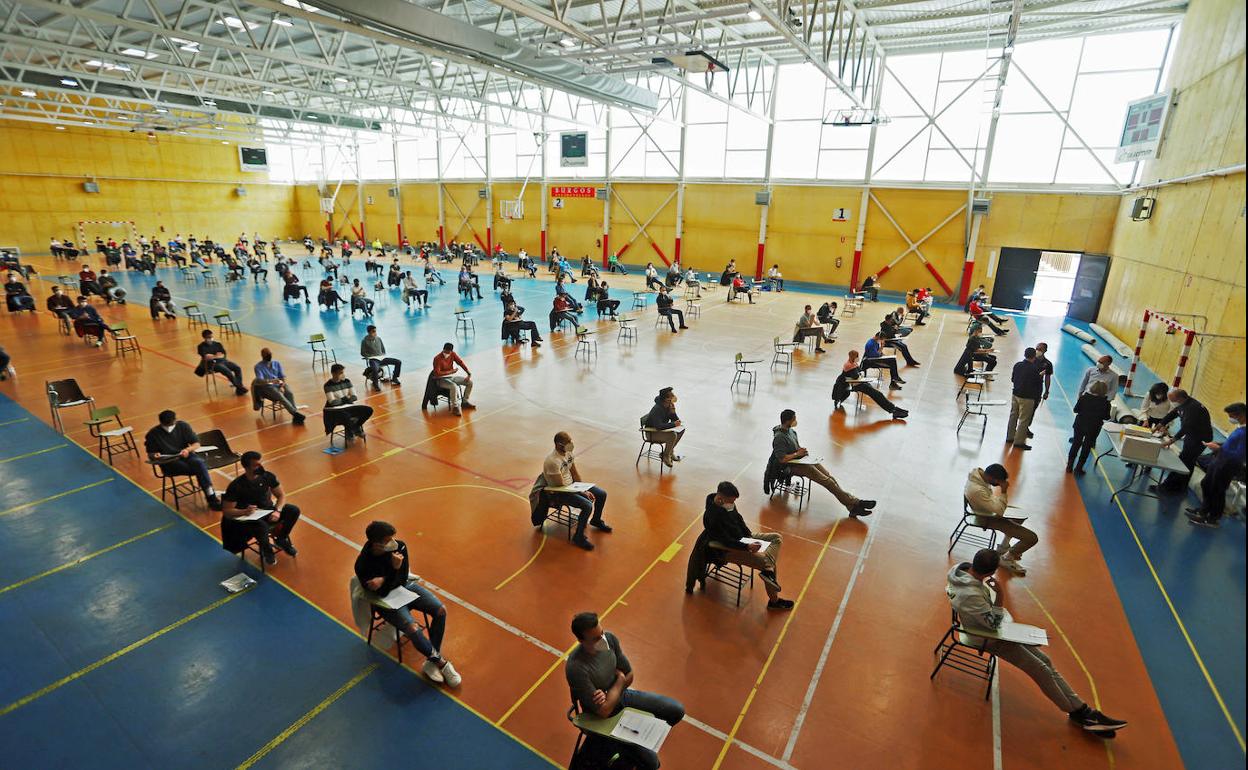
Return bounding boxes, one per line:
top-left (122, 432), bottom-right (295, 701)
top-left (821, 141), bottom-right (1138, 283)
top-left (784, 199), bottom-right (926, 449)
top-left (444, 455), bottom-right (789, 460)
top-left (109, 323), bottom-right (141, 358)
top-left (731, 353), bottom-right (762, 390)
top-left (83, 405), bottom-right (138, 465)
top-left (635, 417), bottom-right (667, 475)
top-left (47, 379), bottom-right (94, 434)
top-left (575, 327), bottom-right (597, 358)
top-left (197, 429), bottom-right (242, 474)
top-left (308, 333), bottom-right (337, 370)
top-left (214, 312), bottom-right (240, 337)
top-left (184, 303), bottom-right (207, 328)
top-left (771, 336), bottom-right (799, 370)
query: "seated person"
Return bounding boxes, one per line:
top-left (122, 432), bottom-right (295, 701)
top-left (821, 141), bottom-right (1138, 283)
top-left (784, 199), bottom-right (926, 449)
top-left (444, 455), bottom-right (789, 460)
top-left (880, 315), bottom-right (921, 367)
top-left (767, 264), bottom-right (784, 291)
top-left (432, 342), bottom-right (474, 415)
top-left (655, 286), bottom-right (687, 333)
top-left (607, 252), bottom-right (628, 274)
top-left (792, 305), bottom-right (829, 353)
top-left (816, 301), bottom-right (840, 334)
top-left (4, 274), bottom-right (35, 312)
top-left (665, 261), bottom-right (683, 287)
top-left (728, 275), bottom-right (755, 303)
top-left (948, 550), bottom-right (1127, 733)
top-left (424, 262), bottom-right (446, 285)
top-left (323, 363), bottom-right (373, 441)
top-left (833, 351), bottom-right (908, 419)
top-left (251, 348), bottom-right (306, 424)
top-left (684, 267), bottom-right (700, 295)
top-left (863, 332), bottom-right (905, 390)
top-left (643, 387), bottom-right (684, 467)
top-left (502, 305), bottom-right (543, 347)
top-left (355, 520), bottom-right (461, 686)
top-left (317, 279), bottom-right (345, 310)
top-left (556, 257), bottom-right (576, 283)
top-left (772, 409), bottom-right (875, 517)
top-left (283, 272), bottom-right (311, 304)
top-left (700, 482), bottom-right (793, 609)
top-left (517, 249), bottom-right (538, 278)
top-left (386, 263), bottom-right (403, 287)
top-left (402, 271), bottom-right (428, 308)
top-left (954, 333), bottom-right (997, 376)
top-left (565, 611), bottom-right (684, 770)
top-left (149, 281), bottom-right (177, 319)
top-left (46, 285), bottom-right (74, 317)
top-left (221, 451), bottom-right (300, 565)
top-left (543, 431), bottom-right (612, 550)
top-left (247, 257), bottom-right (268, 282)
top-left (584, 275), bottom-right (602, 303)
top-left (719, 259), bottom-right (739, 286)
top-left (67, 295), bottom-right (107, 346)
top-left (493, 264), bottom-right (512, 292)
top-left (349, 279), bottom-right (375, 316)
top-left (905, 290), bottom-right (929, 325)
top-left (1187, 402), bottom-right (1247, 528)
top-left (553, 278), bottom-right (583, 310)
top-left (596, 281), bottom-right (621, 318)
top-left (969, 296), bottom-right (1008, 335)
top-left (97, 269), bottom-right (126, 304)
top-left (457, 266), bottom-right (483, 299)
top-left (644, 263), bottom-right (664, 291)
top-left (860, 274), bottom-right (880, 302)
top-left (964, 464), bottom-right (1036, 576)
top-left (361, 326), bottom-right (402, 387)
top-left (78, 264), bottom-right (105, 299)
top-left (195, 329), bottom-right (248, 395)
top-left (549, 293), bottom-right (580, 332)
top-left (499, 290), bottom-right (524, 315)
top-left (143, 409), bottom-right (222, 509)
top-left (223, 255), bottom-right (247, 280)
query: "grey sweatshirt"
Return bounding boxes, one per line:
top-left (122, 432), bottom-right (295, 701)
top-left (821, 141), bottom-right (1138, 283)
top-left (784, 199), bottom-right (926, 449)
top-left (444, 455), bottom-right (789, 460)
top-left (771, 425), bottom-right (800, 464)
top-left (946, 562), bottom-right (1004, 631)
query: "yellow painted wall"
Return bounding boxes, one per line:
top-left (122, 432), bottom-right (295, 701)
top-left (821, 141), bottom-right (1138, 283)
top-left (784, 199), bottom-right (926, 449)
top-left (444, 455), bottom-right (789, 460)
top-left (0, 120), bottom-right (297, 255)
top-left (1100, 0), bottom-right (1247, 430)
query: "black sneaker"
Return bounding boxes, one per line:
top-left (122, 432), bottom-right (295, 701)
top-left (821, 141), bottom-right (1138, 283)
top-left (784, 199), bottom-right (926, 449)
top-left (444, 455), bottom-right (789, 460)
top-left (849, 502), bottom-right (874, 517)
top-left (888, 382), bottom-right (903, 391)
top-left (292, 414), bottom-right (306, 425)
top-left (1070, 707), bottom-right (1127, 732)
top-left (767, 598), bottom-right (795, 611)
top-left (572, 535), bottom-right (595, 551)
top-left (1185, 510), bottom-right (1219, 528)
top-left (894, 377), bottom-right (907, 384)
top-left (892, 409), bottom-right (909, 419)
top-left (207, 495), bottom-right (223, 511)
top-left (860, 500), bottom-right (878, 510)
top-left (1015, 444), bottom-right (1033, 451)
top-left (261, 547), bottom-right (278, 566)
top-left (276, 537), bottom-right (298, 556)
top-left (590, 520), bottom-right (613, 533)
top-left (1027, 430), bottom-right (1035, 438)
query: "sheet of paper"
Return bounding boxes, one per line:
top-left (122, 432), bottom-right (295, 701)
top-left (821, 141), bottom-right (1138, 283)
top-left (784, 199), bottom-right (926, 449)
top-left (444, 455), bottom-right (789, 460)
top-left (739, 537), bottom-right (772, 550)
top-left (376, 585), bottom-right (420, 610)
top-left (611, 710), bottom-right (671, 752)
top-left (551, 482), bottom-right (594, 493)
top-left (997, 620), bottom-right (1049, 646)
top-left (236, 508), bottom-right (274, 521)
top-left (789, 456), bottom-right (824, 465)
top-left (195, 445), bottom-right (218, 452)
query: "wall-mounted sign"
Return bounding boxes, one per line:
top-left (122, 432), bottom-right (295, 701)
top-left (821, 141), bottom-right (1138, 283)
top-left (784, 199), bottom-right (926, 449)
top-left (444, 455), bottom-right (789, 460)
top-left (560, 132), bottom-right (588, 167)
top-left (239, 146), bottom-right (268, 172)
top-left (552, 198), bottom-right (565, 209)
top-left (1116, 91), bottom-right (1173, 163)
top-left (551, 186), bottom-right (597, 198)
top-left (832, 207), bottom-right (849, 222)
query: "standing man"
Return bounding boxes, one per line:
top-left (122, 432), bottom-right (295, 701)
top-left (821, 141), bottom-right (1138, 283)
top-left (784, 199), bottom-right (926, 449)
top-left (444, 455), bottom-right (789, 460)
top-left (1034, 341), bottom-right (1053, 402)
top-left (195, 329), bottom-right (248, 396)
top-left (699, 482), bottom-right (794, 610)
top-left (144, 410), bottom-right (221, 510)
top-left (220, 451), bottom-right (300, 565)
top-left (565, 611), bottom-right (685, 770)
top-left (360, 325), bottom-right (402, 388)
top-left (432, 342), bottom-right (474, 416)
top-left (771, 409), bottom-right (876, 517)
top-left (543, 431), bottom-right (612, 551)
top-left (251, 348), bottom-right (306, 425)
top-left (1152, 389), bottom-right (1213, 493)
top-left (1077, 354), bottom-right (1119, 396)
top-left (1007, 348), bottom-right (1043, 450)
top-left (946, 549), bottom-right (1127, 733)
top-left (1187, 402), bottom-right (1247, 528)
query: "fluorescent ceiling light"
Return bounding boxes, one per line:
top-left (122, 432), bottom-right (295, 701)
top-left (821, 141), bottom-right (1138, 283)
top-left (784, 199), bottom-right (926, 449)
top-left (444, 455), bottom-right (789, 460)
top-left (178, 130), bottom-right (188, 134)
top-left (282, 1), bottom-right (320, 12)
top-left (747, 10), bottom-right (761, 20)
top-left (213, 124), bottom-right (224, 129)
top-left (170, 37), bottom-right (201, 52)
top-left (203, 100), bottom-right (217, 106)
top-left (20, 89), bottom-right (35, 97)
top-left (272, 17), bottom-right (293, 27)
top-left (216, 16), bottom-right (259, 30)
top-left (558, 38), bottom-right (577, 48)
top-left (60, 77), bottom-right (80, 86)
top-left (121, 47), bottom-right (159, 59)
top-left (334, 76), bottom-right (348, 83)
top-left (55, 125), bottom-right (66, 130)
top-left (154, 107), bottom-right (168, 113)
top-left (221, 140), bottom-right (229, 144)
top-left (84, 60), bottom-right (131, 72)
top-left (429, 60), bottom-right (445, 70)
top-left (262, 89), bottom-right (276, 95)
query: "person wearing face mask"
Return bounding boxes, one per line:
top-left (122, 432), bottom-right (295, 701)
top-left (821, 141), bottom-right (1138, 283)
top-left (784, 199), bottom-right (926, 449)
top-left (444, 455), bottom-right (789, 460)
top-left (1067, 381), bottom-right (1111, 475)
top-left (543, 432), bottom-right (612, 551)
top-left (46, 285), bottom-right (74, 317)
top-left (323, 363), bottom-right (373, 442)
top-left (194, 329), bottom-right (248, 396)
top-left (220, 451), bottom-right (300, 565)
top-left (1078, 354), bottom-right (1119, 397)
top-left (1151, 388), bottom-right (1213, 494)
top-left (642, 387), bottom-right (684, 467)
top-left (699, 482), bottom-right (794, 610)
top-left (251, 348), bottom-right (306, 425)
top-left (355, 520), bottom-right (461, 687)
top-left (1186, 402), bottom-right (1247, 528)
top-left (565, 611), bottom-right (684, 769)
top-left (1033, 341), bottom-right (1053, 402)
top-left (771, 409), bottom-right (876, 517)
top-left (144, 410), bottom-right (221, 510)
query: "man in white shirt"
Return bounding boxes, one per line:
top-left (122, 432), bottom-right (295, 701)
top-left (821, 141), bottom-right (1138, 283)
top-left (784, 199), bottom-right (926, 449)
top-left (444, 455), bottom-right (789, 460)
top-left (542, 431), bottom-right (612, 550)
top-left (1077, 355), bottom-right (1119, 396)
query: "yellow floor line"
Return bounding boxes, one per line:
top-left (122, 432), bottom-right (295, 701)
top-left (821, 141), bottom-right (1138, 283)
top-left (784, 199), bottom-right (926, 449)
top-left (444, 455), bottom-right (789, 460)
top-left (234, 663), bottom-right (380, 770)
top-left (0, 586), bottom-right (253, 716)
top-left (0, 444), bottom-right (67, 464)
top-left (0, 478), bottom-right (113, 518)
top-left (0, 523), bottom-right (174, 595)
top-left (0, 417), bottom-right (31, 428)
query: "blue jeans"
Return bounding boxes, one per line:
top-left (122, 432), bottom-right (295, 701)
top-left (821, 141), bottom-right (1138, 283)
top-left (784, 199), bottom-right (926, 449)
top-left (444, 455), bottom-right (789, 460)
top-left (551, 485), bottom-right (607, 536)
top-left (378, 580), bottom-right (446, 660)
top-left (160, 454), bottom-right (213, 499)
top-left (620, 688), bottom-right (685, 769)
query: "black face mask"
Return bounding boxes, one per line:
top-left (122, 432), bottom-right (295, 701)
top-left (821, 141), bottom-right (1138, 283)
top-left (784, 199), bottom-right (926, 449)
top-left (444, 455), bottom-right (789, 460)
top-left (252, 464), bottom-right (265, 476)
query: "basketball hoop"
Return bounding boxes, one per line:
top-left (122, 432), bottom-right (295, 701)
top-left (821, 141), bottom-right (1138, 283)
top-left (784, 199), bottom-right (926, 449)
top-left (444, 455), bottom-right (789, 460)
top-left (824, 108), bottom-right (890, 127)
top-left (500, 199), bottom-right (524, 221)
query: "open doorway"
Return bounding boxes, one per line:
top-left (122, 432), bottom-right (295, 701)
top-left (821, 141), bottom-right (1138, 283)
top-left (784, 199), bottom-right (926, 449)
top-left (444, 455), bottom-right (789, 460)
top-left (1029, 251), bottom-right (1082, 316)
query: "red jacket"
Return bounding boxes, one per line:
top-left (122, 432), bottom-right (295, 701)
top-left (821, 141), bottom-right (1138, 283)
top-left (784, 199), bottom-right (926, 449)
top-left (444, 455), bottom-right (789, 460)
top-left (432, 351), bottom-right (468, 377)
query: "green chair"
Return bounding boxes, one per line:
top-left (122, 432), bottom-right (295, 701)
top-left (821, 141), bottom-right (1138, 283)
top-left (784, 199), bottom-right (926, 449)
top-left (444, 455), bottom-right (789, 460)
top-left (83, 406), bottom-right (138, 465)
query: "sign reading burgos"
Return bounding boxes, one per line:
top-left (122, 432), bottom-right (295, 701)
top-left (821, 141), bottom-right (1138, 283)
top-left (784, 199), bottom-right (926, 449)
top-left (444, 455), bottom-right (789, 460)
top-left (550, 186), bottom-right (597, 198)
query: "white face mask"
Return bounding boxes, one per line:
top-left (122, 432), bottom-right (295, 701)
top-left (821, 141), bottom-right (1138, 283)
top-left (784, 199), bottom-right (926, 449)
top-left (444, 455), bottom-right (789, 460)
top-left (594, 635), bottom-right (611, 653)
top-left (1097, 363), bottom-right (1109, 371)
top-left (723, 503), bottom-right (736, 512)
top-left (381, 540), bottom-right (399, 553)
top-left (162, 424), bottom-right (177, 433)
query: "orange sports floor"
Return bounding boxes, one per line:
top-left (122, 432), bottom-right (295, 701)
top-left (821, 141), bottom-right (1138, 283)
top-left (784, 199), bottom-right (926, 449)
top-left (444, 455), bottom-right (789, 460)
top-left (1, 251), bottom-right (1190, 769)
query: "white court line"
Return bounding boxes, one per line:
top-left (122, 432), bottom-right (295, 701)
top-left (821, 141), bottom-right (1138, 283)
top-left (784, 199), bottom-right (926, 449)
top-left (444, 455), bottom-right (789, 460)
top-left (992, 672), bottom-right (1004, 770)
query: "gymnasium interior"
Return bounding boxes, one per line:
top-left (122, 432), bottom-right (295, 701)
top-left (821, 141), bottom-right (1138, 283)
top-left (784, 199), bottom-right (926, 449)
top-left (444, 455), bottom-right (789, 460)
top-left (0, 0), bottom-right (1244, 768)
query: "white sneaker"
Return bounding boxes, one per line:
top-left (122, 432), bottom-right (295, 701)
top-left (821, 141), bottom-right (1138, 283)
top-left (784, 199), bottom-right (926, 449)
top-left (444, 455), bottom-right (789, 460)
top-left (439, 660), bottom-right (462, 688)
top-left (1000, 556), bottom-right (1027, 576)
top-left (421, 660), bottom-right (445, 683)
